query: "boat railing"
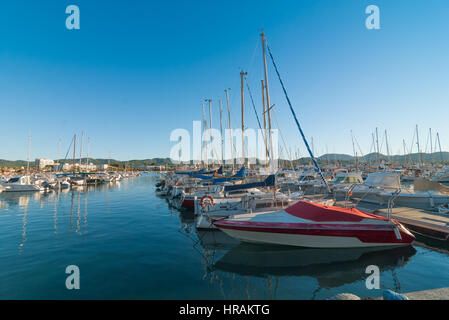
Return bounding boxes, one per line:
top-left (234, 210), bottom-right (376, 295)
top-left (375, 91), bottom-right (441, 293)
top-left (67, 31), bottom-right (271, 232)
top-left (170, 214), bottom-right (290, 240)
top-left (344, 184), bottom-right (357, 208)
top-left (387, 187), bottom-right (402, 220)
top-left (343, 183), bottom-right (381, 208)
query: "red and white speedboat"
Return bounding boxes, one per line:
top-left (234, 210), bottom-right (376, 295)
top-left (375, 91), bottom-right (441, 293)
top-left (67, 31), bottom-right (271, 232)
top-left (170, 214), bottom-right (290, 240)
top-left (213, 201), bottom-right (415, 248)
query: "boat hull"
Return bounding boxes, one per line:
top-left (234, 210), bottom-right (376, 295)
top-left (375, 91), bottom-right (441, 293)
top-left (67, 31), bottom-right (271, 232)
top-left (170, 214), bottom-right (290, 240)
top-left (214, 213), bottom-right (415, 249)
top-left (181, 198), bottom-right (195, 209)
top-left (216, 223), bottom-right (414, 248)
top-left (2, 185), bottom-right (42, 192)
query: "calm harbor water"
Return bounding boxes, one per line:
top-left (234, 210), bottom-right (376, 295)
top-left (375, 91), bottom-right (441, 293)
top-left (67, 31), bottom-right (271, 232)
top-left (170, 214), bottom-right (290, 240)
top-left (1, 173), bottom-right (449, 299)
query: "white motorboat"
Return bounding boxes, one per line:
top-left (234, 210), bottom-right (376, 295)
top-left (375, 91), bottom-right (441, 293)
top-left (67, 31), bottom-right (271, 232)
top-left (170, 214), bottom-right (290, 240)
top-left (213, 200), bottom-right (415, 248)
top-left (378, 177), bottom-right (449, 210)
top-left (434, 168), bottom-right (449, 183)
top-left (439, 204), bottom-right (449, 214)
top-left (196, 191), bottom-right (308, 230)
top-left (335, 172), bottom-right (449, 210)
top-left (1, 176), bottom-right (44, 192)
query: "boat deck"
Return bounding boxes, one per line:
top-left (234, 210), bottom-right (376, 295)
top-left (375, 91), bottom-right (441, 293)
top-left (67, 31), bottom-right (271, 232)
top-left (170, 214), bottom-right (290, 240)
top-left (335, 201), bottom-right (449, 241)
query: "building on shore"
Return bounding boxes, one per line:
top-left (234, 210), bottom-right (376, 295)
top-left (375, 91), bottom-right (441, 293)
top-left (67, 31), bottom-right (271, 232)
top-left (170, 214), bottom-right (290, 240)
top-left (62, 163), bottom-right (97, 172)
top-left (35, 158), bottom-right (55, 170)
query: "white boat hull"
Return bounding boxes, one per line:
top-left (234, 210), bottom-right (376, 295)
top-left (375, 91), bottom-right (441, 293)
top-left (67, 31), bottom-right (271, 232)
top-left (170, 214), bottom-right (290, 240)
top-left (218, 228), bottom-right (409, 248)
top-left (3, 185), bottom-right (42, 192)
top-left (214, 201), bottom-right (415, 248)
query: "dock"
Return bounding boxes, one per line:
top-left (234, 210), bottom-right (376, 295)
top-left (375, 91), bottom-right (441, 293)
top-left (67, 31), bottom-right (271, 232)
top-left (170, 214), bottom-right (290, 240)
top-left (336, 200), bottom-right (449, 242)
top-left (404, 287), bottom-right (449, 300)
top-left (332, 287), bottom-right (449, 300)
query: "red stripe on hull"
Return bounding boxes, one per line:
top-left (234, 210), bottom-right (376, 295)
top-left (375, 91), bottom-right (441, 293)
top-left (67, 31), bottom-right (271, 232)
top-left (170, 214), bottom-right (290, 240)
top-left (214, 222), bottom-right (414, 244)
top-left (181, 199), bottom-right (194, 209)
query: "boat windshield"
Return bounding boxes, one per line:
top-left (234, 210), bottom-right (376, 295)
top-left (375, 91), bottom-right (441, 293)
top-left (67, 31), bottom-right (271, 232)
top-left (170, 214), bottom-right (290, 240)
top-left (364, 173), bottom-right (400, 189)
top-left (7, 177), bottom-right (20, 183)
top-left (333, 176), bottom-right (346, 184)
top-left (347, 176), bottom-right (362, 183)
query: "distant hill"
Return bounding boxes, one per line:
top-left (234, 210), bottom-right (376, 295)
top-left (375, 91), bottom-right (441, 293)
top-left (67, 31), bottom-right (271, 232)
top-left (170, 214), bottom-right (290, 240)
top-left (355, 152), bottom-right (449, 163)
top-left (0, 160), bottom-right (29, 168)
top-left (281, 152), bottom-right (449, 165)
top-left (1, 152), bottom-right (448, 169)
top-left (0, 157), bottom-right (173, 169)
top-left (318, 154), bottom-right (355, 162)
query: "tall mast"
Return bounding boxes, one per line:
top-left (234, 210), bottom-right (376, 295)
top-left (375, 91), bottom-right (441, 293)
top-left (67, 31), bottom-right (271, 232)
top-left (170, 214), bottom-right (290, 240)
top-left (240, 71), bottom-right (247, 167)
top-left (375, 127), bottom-right (380, 166)
top-left (416, 125), bottom-right (422, 168)
top-left (73, 134), bottom-right (77, 173)
top-left (261, 79), bottom-right (268, 168)
top-left (385, 130), bottom-right (390, 158)
top-left (225, 89), bottom-right (234, 171)
top-left (79, 131), bottom-right (84, 169)
top-left (430, 128), bottom-right (433, 154)
top-left (351, 130), bottom-right (357, 168)
top-left (86, 137), bottom-right (90, 171)
top-left (206, 99), bottom-right (214, 167)
top-left (261, 31), bottom-right (273, 168)
top-left (262, 33), bottom-right (330, 191)
top-left (403, 139), bottom-right (407, 165)
top-left (202, 103), bottom-right (208, 169)
top-left (437, 132), bottom-right (443, 162)
top-left (218, 98), bottom-right (224, 165)
top-left (429, 128), bottom-right (433, 164)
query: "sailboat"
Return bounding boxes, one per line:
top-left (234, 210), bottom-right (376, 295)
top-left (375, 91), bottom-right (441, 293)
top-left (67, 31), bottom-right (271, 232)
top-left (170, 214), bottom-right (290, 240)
top-left (214, 32), bottom-right (415, 248)
top-left (2, 135), bottom-right (44, 192)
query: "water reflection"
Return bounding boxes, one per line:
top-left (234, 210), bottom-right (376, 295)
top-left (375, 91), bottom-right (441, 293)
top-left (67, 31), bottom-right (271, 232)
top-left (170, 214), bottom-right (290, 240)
top-left (0, 175), bottom-right (433, 299)
top-left (197, 230), bottom-right (240, 250)
top-left (0, 192), bottom-right (34, 252)
top-left (68, 188), bottom-right (89, 235)
top-left (19, 200), bottom-right (27, 253)
top-left (0, 192), bottom-right (33, 208)
top-left (53, 191), bottom-right (59, 235)
top-left (193, 228), bottom-right (417, 298)
top-left (214, 244), bottom-right (415, 283)
top-left (0, 182), bottom-right (120, 251)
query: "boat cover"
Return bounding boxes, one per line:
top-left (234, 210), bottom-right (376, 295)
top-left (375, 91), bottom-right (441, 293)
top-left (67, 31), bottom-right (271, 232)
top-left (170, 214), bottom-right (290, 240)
top-left (285, 201), bottom-right (387, 223)
top-left (413, 178), bottom-right (449, 195)
top-left (223, 174), bottom-right (275, 192)
top-left (198, 167), bottom-right (246, 183)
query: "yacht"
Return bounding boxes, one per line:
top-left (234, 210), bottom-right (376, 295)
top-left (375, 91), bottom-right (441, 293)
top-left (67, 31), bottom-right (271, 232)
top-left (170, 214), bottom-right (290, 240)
top-left (337, 172), bottom-right (449, 210)
top-left (1, 175), bottom-right (44, 192)
top-left (433, 167), bottom-right (449, 183)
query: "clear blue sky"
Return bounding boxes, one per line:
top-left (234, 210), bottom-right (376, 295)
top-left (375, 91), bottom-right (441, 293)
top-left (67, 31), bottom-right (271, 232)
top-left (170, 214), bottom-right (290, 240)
top-left (1, 0), bottom-right (448, 161)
